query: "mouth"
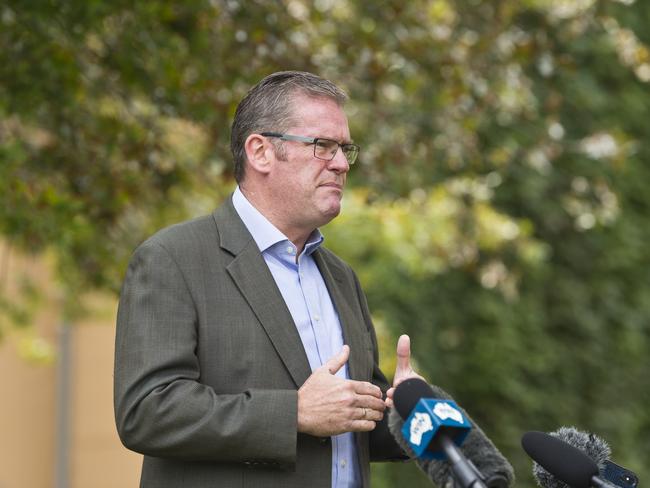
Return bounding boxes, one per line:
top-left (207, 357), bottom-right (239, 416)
top-left (319, 182), bottom-right (344, 191)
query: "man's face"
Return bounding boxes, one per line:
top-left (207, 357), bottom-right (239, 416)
top-left (267, 95), bottom-right (352, 233)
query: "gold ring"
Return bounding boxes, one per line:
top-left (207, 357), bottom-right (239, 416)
top-left (362, 408), bottom-right (367, 419)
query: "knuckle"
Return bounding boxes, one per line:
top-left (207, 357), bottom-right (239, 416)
top-left (337, 390), bottom-right (355, 407)
top-left (344, 391), bottom-right (357, 405)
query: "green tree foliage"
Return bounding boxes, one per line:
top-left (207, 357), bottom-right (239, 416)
top-left (2, 0), bottom-right (649, 485)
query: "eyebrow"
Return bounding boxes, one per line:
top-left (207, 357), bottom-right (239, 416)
top-left (313, 135), bottom-right (354, 145)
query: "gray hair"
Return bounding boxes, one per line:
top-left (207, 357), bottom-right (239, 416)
top-left (230, 71), bottom-right (348, 182)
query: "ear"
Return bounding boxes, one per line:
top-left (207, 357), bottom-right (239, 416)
top-left (244, 133), bottom-right (274, 176)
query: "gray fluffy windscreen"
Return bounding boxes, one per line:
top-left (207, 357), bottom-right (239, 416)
top-left (531, 426), bottom-right (611, 488)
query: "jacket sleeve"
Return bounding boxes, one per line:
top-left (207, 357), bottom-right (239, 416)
top-left (113, 239), bottom-right (298, 466)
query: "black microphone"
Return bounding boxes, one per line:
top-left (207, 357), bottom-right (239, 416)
top-left (521, 431), bottom-right (616, 488)
top-left (531, 427), bottom-right (611, 488)
top-left (530, 427), bottom-right (638, 488)
top-left (389, 378), bottom-right (514, 488)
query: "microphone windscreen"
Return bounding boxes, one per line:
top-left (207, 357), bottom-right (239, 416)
top-left (391, 380), bottom-right (515, 487)
top-left (387, 406), bottom-right (417, 458)
top-left (531, 427), bottom-right (611, 488)
top-left (522, 431), bottom-right (599, 488)
top-left (553, 427), bottom-right (611, 467)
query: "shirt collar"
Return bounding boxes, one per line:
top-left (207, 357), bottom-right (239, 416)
top-left (232, 186), bottom-right (324, 255)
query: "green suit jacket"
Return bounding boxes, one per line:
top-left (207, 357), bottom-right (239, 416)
top-left (114, 195), bottom-right (405, 487)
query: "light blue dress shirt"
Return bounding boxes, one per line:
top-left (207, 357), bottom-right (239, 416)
top-left (232, 187), bottom-right (361, 488)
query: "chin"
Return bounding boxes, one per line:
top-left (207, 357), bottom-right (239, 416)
top-left (313, 204), bottom-right (341, 227)
top-left (323, 206), bottom-right (342, 222)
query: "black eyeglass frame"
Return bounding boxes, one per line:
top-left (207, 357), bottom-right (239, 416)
top-left (260, 132), bottom-right (360, 165)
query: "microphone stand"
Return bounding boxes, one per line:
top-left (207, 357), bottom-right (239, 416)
top-left (440, 436), bottom-right (488, 488)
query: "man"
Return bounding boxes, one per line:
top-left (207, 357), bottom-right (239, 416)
top-left (114, 71), bottom-right (419, 488)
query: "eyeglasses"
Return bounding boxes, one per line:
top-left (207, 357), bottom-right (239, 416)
top-left (260, 132), bottom-right (360, 165)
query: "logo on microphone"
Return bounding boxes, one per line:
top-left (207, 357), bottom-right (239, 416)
top-left (402, 399), bottom-right (471, 459)
top-left (432, 402), bottom-right (464, 424)
top-left (409, 412), bottom-right (434, 446)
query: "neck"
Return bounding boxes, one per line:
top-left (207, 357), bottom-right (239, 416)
top-left (239, 185), bottom-right (313, 255)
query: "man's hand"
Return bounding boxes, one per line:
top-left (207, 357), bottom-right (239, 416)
top-left (297, 345), bottom-right (386, 437)
top-left (385, 334), bottom-right (424, 408)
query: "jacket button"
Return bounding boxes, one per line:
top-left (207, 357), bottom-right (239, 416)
top-left (319, 437), bottom-right (330, 445)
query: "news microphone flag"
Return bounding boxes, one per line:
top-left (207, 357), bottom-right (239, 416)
top-left (402, 398), bottom-right (472, 460)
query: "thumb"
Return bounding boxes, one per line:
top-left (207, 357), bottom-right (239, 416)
top-left (395, 334), bottom-right (412, 376)
top-left (324, 345), bottom-right (350, 375)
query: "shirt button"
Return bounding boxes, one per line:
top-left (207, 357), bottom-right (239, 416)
top-left (341, 460), bottom-right (347, 468)
top-left (286, 246), bottom-right (294, 254)
top-left (314, 314), bottom-right (320, 322)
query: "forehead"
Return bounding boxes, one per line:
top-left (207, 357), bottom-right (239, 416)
top-left (287, 95), bottom-right (350, 140)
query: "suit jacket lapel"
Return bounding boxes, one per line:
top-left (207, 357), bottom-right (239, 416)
top-left (314, 249), bottom-right (370, 382)
top-left (213, 198), bottom-right (312, 388)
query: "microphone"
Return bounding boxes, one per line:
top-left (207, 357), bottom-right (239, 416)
top-left (531, 427), bottom-right (610, 488)
top-left (529, 427), bottom-right (638, 488)
top-left (389, 378), bottom-right (514, 488)
top-left (521, 431), bottom-right (616, 488)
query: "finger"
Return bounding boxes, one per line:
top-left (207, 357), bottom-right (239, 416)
top-left (350, 380), bottom-right (383, 398)
top-left (395, 334), bottom-right (412, 376)
top-left (324, 345), bottom-right (350, 375)
top-left (357, 406), bottom-right (383, 422)
top-left (357, 395), bottom-right (387, 413)
top-left (391, 372), bottom-right (426, 392)
top-left (358, 407), bottom-right (368, 420)
top-left (384, 387), bottom-right (396, 409)
top-left (347, 420), bottom-right (378, 432)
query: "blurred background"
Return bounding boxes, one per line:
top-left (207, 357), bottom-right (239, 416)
top-left (1, 0), bottom-right (649, 486)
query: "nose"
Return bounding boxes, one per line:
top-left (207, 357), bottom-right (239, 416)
top-left (328, 147), bottom-right (350, 174)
